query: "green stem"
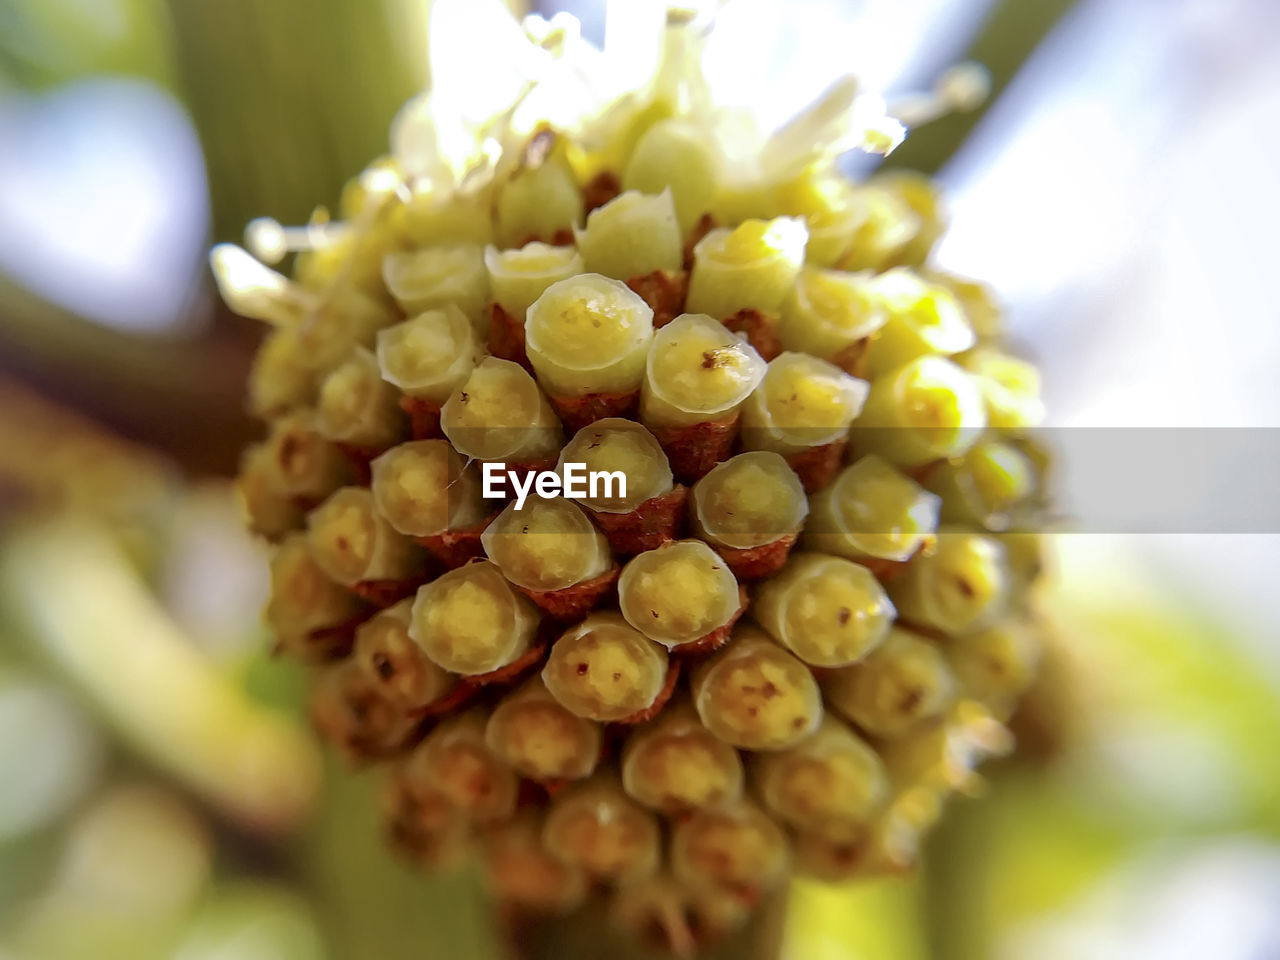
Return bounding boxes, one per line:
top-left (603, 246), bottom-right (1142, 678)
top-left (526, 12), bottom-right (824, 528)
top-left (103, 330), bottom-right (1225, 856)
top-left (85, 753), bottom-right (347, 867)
top-left (507, 891), bottom-right (789, 960)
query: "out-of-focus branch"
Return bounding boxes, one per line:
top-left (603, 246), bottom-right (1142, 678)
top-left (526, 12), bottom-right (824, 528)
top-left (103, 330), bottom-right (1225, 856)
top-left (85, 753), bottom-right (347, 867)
top-left (0, 275), bottom-right (258, 477)
top-left (0, 374), bottom-right (175, 525)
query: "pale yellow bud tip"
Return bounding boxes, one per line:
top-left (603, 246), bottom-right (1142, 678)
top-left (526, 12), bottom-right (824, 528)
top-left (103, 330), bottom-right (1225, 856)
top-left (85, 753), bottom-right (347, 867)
top-left (209, 243), bottom-right (312, 326)
top-left (938, 62), bottom-right (991, 113)
top-left (245, 218), bottom-right (289, 265)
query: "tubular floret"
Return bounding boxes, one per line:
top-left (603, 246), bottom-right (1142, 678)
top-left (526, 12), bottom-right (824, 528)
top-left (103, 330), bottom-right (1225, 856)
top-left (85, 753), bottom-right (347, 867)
top-left (404, 708), bottom-right (519, 823)
top-left (237, 442), bottom-right (306, 540)
top-left (409, 560), bottom-right (540, 675)
top-left (887, 528), bottom-right (1011, 636)
top-left (806, 455), bottom-right (941, 562)
top-left (495, 132), bottom-right (584, 247)
top-left (927, 438), bottom-right (1039, 530)
top-left (954, 346), bottom-right (1046, 431)
top-left (944, 618), bottom-right (1041, 718)
top-left (248, 327), bottom-right (315, 418)
top-left (543, 612), bottom-right (670, 723)
top-left (317, 346), bottom-right (406, 448)
top-left (525, 273), bottom-right (655, 398)
top-left (439, 357), bottom-right (563, 462)
top-left (480, 811), bottom-right (588, 914)
top-left (485, 676), bottom-right (602, 782)
top-left (618, 540), bottom-right (741, 648)
top-left (261, 411), bottom-right (351, 501)
top-left (575, 188), bottom-right (683, 281)
top-left (556, 418), bottom-right (674, 514)
top-left (265, 534), bottom-right (366, 657)
top-left (751, 552), bottom-right (895, 667)
top-left (741, 351), bottom-right (869, 453)
top-left (484, 242), bottom-right (584, 320)
top-left (382, 243), bottom-right (490, 328)
top-left (686, 217), bottom-right (809, 320)
top-left (306, 486), bottom-right (427, 587)
top-left (369, 439), bottom-right (486, 539)
top-left (691, 627), bottom-right (823, 751)
top-left (669, 798), bottom-right (790, 897)
top-left (542, 772), bottom-right (661, 884)
top-left (622, 118), bottom-right (720, 233)
top-left (690, 451), bottom-right (808, 550)
top-left (821, 627), bottom-right (957, 738)
top-left (861, 267), bottom-right (975, 377)
top-left (851, 355), bottom-right (987, 468)
top-left (620, 702), bottom-right (744, 813)
top-left (480, 497), bottom-right (612, 593)
top-left (779, 266), bottom-right (886, 362)
top-left (353, 599), bottom-right (456, 710)
top-left (640, 313), bottom-right (767, 428)
top-left (376, 304), bottom-right (479, 404)
top-left (753, 715), bottom-right (890, 834)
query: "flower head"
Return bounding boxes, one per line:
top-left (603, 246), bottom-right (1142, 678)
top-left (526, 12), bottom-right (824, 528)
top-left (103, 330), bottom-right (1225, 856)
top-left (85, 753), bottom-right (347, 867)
top-left (214, 2), bottom-right (1044, 953)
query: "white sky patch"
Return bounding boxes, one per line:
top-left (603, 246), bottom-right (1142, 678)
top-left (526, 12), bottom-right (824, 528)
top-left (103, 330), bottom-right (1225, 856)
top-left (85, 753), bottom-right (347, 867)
top-left (0, 78), bottom-right (209, 333)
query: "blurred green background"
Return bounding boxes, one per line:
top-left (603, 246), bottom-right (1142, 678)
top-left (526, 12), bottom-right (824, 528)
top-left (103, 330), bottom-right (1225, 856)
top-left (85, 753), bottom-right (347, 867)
top-left (2, 1), bottom-right (1278, 958)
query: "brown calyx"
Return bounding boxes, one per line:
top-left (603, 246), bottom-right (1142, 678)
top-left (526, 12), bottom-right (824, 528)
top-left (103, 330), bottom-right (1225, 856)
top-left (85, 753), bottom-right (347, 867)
top-left (626, 269), bottom-right (689, 328)
top-left (515, 565), bottom-right (621, 621)
top-left (683, 213), bottom-right (717, 270)
top-left (857, 553), bottom-right (914, 583)
top-left (651, 414), bottom-right (739, 484)
top-left (583, 171), bottom-right (622, 213)
top-left (415, 513), bottom-right (497, 569)
top-left (459, 636), bottom-right (550, 693)
top-left (830, 336), bottom-right (873, 380)
top-left (669, 586), bottom-right (749, 657)
top-left (785, 438), bottom-right (848, 493)
top-left (335, 442), bottom-right (387, 485)
top-left (290, 616), bottom-right (363, 661)
top-left (548, 389), bottom-right (640, 433)
top-left (721, 309), bottom-right (781, 362)
top-left (488, 302), bottom-right (533, 372)
top-left (712, 532), bottom-right (798, 582)
top-left (398, 395), bottom-right (444, 440)
top-left (350, 576), bottom-right (425, 607)
top-left (588, 484), bottom-right (688, 556)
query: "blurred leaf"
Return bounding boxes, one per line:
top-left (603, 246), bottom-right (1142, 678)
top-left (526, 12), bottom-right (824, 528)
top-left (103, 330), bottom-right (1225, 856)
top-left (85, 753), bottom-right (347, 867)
top-left (1050, 537), bottom-right (1280, 834)
top-left (0, 0), bottom-right (175, 90)
top-left (164, 0), bottom-right (430, 242)
top-left (921, 535), bottom-right (1280, 959)
top-left (923, 772), bottom-right (1135, 960)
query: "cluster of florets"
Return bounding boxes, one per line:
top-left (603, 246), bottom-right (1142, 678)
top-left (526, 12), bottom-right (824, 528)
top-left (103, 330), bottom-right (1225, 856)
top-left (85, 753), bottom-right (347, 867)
top-left (217, 10), bottom-right (1048, 955)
